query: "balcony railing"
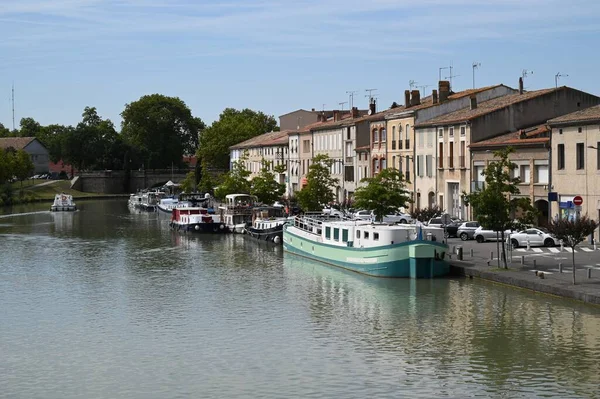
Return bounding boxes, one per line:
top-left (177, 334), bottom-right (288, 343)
top-left (448, 156), bottom-right (454, 169)
top-left (459, 155), bottom-right (466, 169)
top-left (471, 181), bottom-right (485, 191)
top-left (405, 139), bottom-right (410, 149)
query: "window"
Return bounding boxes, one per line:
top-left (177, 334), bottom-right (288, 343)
top-left (449, 141), bottom-right (454, 168)
top-left (449, 127), bottom-right (454, 138)
top-left (519, 165), bottom-right (530, 183)
top-left (576, 143), bottom-right (585, 170)
top-left (460, 141), bottom-right (466, 168)
top-left (303, 139), bottom-right (310, 152)
top-left (426, 155), bottom-right (433, 177)
top-left (381, 128), bottom-right (387, 142)
top-left (373, 233), bottom-right (379, 241)
top-left (597, 142), bottom-right (600, 170)
top-left (347, 127), bottom-right (351, 140)
top-left (535, 165), bottom-right (548, 183)
top-left (438, 142), bottom-right (444, 168)
top-left (381, 158), bottom-right (387, 169)
top-left (392, 126), bottom-right (396, 141)
top-left (416, 155), bottom-right (423, 177)
top-left (557, 144), bottom-right (565, 170)
top-left (333, 228), bottom-right (340, 241)
top-left (356, 230), bottom-right (360, 239)
top-left (364, 231), bottom-right (370, 239)
top-left (325, 226), bottom-right (331, 239)
top-left (373, 130), bottom-right (379, 144)
top-left (559, 129), bottom-right (563, 135)
top-left (392, 156), bottom-right (396, 169)
top-left (342, 229), bottom-right (348, 243)
top-left (438, 128), bottom-right (443, 138)
top-left (578, 127), bottom-right (583, 133)
top-left (474, 165), bottom-right (484, 181)
top-left (460, 126), bottom-right (466, 136)
top-left (406, 124), bottom-right (410, 138)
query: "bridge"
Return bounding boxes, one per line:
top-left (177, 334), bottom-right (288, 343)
top-left (71, 170), bottom-right (191, 194)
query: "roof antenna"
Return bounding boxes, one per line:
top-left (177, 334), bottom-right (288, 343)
top-left (472, 62), bottom-right (481, 89)
top-left (11, 82), bottom-right (15, 131)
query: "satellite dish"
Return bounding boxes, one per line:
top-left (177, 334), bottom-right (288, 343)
top-left (368, 109), bottom-right (373, 115)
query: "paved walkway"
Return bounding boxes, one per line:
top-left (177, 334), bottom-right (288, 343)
top-left (450, 256), bottom-right (600, 306)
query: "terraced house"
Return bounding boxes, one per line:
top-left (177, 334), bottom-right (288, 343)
top-left (415, 80), bottom-right (600, 220)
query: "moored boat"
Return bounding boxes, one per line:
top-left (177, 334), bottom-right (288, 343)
top-left (140, 190), bottom-right (165, 212)
top-left (169, 206), bottom-right (226, 233)
top-left (283, 215), bottom-right (449, 278)
top-left (219, 194), bottom-right (257, 233)
top-left (244, 206), bottom-right (289, 244)
top-left (50, 193), bottom-right (77, 212)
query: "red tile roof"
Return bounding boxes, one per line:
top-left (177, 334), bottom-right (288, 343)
top-left (469, 124), bottom-right (550, 149)
top-left (229, 130), bottom-right (291, 150)
top-left (0, 137), bottom-right (36, 150)
top-left (415, 88), bottom-right (559, 127)
top-left (548, 104), bottom-right (600, 125)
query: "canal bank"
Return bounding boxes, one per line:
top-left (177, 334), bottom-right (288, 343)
top-left (450, 260), bottom-right (600, 306)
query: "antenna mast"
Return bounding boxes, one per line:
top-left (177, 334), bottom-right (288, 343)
top-left (11, 82), bottom-right (15, 131)
top-left (346, 90), bottom-right (358, 109)
top-left (417, 84), bottom-right (431, 96)
top-left (409, 80), bottom-right (418, 90)
top-left (365, 88), bottom-right (377, 103)
top-left (338, 101), bottom-right (347, 111)
top-left (555, 72), bottom-right (568, 89)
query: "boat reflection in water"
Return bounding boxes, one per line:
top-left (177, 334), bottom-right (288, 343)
top-left (283, 255), bottom-right (600, 398)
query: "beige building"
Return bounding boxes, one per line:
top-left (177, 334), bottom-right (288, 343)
top-left (469, 125), bottom-right (551, 226)
top-left (415, 84), bottom-right (600, 220)
top-left (549, 105), bottom-right (600, 221)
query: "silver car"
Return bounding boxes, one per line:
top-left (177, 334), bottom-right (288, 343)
top-left (457, 221), bottom-right (481, 241)
top-left (474, 226), bottom-right (515, 243)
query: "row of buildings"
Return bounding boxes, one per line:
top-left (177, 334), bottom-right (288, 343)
top-left (230, 79), bottom-right (600, 226)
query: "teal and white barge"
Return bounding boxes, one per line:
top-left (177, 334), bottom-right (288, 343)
top-left (283, 215), bottom-right (449, 278)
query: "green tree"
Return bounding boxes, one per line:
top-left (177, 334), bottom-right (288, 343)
top-left (18, 117), bottom-right (43, 137)
top-left (13, 149), bottom-right (34, 188)
top-left (0, 122), bottom-right (11, 138)
top-left (0, 148), bottom-right (11, 183)
top-left (214, 153), bottom-right (251, 199)
top-left (198, 108), bottom-right (278, 171)
top-left (197, 160), bottom-right (216, 194)
top-left (38, 124), bottom-right (72, 163)
top-left (464, 147), bottom-right (538, 269)
top-left (353, 168), bottom-right (412, 222)
top-left (121, 94), bottom-right (205, 169)
top-left (548, 215), bottom-right (599, 284)
top-left (180, 171), bottom-right (197, 193)
top-left (251, 159), bottom-right (285, 205)
top-left (296, 154), bottom-right (337, 212)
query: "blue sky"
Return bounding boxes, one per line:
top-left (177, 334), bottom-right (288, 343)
top-left (1, 0), bottom-right (599, 130)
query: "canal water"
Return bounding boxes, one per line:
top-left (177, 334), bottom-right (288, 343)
top-left (1, 200), bottom-right (600, 398)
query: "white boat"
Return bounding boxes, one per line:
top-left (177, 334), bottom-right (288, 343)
top-left (128, 192), bottom-right (143, 208)
top-left (218, 194), bottom-right (257, 233)
top-left (244, 206), bottom-right (289, 244)
top-left (50, 193), bottom-right (77, 212)
top-left (157, 193), bottom-right (214, 214)
top-left (283, 215), bottom-right (449, 278)
top-left (139, 190), bottom-right (165, 212)
top-left (169, 206), bottom-right (226, 233)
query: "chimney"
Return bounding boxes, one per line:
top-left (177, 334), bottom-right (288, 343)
top-left (439, 80), bottom-right (451, 103)
top-left (432, 89), bottom-right (438, 104)
top-left (333, 110), bottom-right (341, 122)
top-left (469, 94), bottom-right (477, 110)
top-left (317, 114), bottom-right (325, 123)
top-left (519, 77), bottom-right (524, 94)
top-left (351, 106), bottom-right (359, 118)
top-left (411, 90), bottom-right (421, 106)
top-left (369, 99), bottom-right (376, 115)
top-left (404, 90), bottom-right (411, 108)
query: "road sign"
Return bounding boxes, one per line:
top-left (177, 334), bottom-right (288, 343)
top-left (573, 195), bottom-right (583, 206)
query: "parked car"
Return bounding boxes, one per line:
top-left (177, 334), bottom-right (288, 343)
top-left (323, 206), bottom-right (344, 218)
top-left (427, 215), bottom-right (460, 237)
top-left (474, 227), bottom-right (515, 243)
top-left (457, 221), bottom-right (481, 241)
top-left (427, 217), bottom-right (444, 228)
top-left (353, 210), bottom-right (373, 221)
top-left (508, 228), bottom-right (557, 248)
top-left (382, 212), bottom-right (412, 224)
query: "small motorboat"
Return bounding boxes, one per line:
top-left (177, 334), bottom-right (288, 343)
top-left (50, 193), bottom-right (77, 212)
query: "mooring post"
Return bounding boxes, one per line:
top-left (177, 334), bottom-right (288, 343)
top-left (521, 256), bottom-right (525, 265)
top-left (560, 240), bottom-right (564, 252)
top-left (526, 238), bottom-right (530, 251)
top-left (559, 263), bottom-right (563, 273)
top-left (588, 268), bottom-right (592, 279)
top-left (470, 248), bottom-right (474, 257)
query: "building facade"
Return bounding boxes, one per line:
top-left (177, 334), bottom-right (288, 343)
top-left (549, 105), bottom-right (600, 221)
top-left (0, 137), bottom-right (49, 174)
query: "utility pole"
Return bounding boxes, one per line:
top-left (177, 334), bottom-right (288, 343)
top-left (346, 90), bottom-right (358, 109)
top-left (472, 62), bottom-right (481, 89)
top-left (555, 72), bottom-right (568, 88)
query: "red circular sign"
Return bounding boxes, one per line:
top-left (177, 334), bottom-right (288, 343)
top-left (573, 195), bottom-right (583, 206)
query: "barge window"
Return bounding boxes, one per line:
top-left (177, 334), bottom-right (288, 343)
top-left (356, 230), bottom-right (361, 239)
top-left (342, 229), bottom-right (348, 242)
top-left (364, 231), bottom-right (369, 239)
top-left (333, 228), bottom-right (340, 241)
top-left (325, 227), bottom-right (331, 239)
top-left (373, 233), bottom-right (379, 241)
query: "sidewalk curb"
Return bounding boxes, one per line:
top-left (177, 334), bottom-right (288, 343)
top-left (450, 261), bottom-right (600, 306)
